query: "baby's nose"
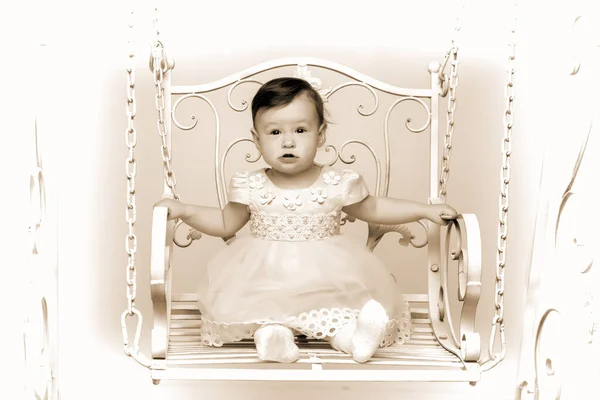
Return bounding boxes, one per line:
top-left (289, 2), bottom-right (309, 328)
top-left (282, 135), bottom-right (295, 148)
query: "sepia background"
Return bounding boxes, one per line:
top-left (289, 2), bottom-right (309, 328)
top-left (3, 0), bottom-right (599, 399)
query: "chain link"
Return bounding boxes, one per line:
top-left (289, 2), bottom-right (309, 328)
top-left (439, 47), bottom-right (459, 202)
top-left (482, 2), bottom-right (517, 371)
top-left (153, 6), bottom-right (160, 42)
top-left (121, 10), bottom-right (151, 369)
top-left (438, 6), bottom-right (463, 202)
top-left (125, 9), bottom-right (138, 318)
top-left (151, 9), bottom-right (179, 200)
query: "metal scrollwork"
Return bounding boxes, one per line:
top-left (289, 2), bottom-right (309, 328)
top-left (227, 79), bottom-right (263, 112)
top-left (172, 220), bottom-right (198, 248)
top-left (318, 144), bottom-right (339, 167)
top-left (325, 82), bottom-right (379, 116)
top-left (366, 223), bottom-right (415, 252)
top-left (171, 93), bottom-right (227, 207)
top-left (444, 215), bottom-right (482, 305)
top-left (412, 220), bottom-right (430, 248)
top-left (384, 96), bottom-right (432, 135)
top-left (338, 139), bottom-right (381, 195)
top-left (172, 93), bottom-right (219, 131)
top-left (382, 96), bottom-right (432, 196)
top-left (222, 138), bottom-right (262, 167)
top-left (445, 221), bottom-right (467, 301)
top-left (442, 214), bottom-right (483, 358)
top-left (340, 213), bottom-right (356, 226)
top-left (366, 221), bottom-right (429, 251)
top-left (220, 138), bottom-right (263, 205)
top-left (294, 64), bottom-right (378, 115)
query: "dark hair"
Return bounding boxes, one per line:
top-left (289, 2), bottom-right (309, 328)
top-left (251, 77), bottom-right (327, 128)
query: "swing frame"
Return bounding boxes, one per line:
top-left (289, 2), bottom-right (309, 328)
top-left (121, 5), bottom-right (515, 385)
top-left (147, 56), bottom-right (483, 384)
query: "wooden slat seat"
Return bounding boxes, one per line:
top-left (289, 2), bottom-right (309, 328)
top-left (150, 293), bottom-right (481, 382)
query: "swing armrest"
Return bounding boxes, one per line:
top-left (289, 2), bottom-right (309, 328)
top-left (445, 214), bottom-right (483, 361)
top-left (426, 213), bottom-right (482, 363)
top-left (150, 205), bottom-right (175, 359)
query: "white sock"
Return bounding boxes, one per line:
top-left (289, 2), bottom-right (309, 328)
top-left (351, 300), bottom-right (389, 363)
top-left (328, 319), bottom-right (357, 354)
top-left (254, 324), bottom-right (300, 363)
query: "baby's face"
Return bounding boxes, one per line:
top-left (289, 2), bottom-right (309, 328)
top-left (253, 95), bottom-right (324, 176)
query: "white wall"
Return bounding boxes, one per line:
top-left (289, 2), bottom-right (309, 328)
top-left (5, 0), bottom-right (595, 399)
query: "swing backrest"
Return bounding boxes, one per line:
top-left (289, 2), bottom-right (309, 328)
top-left (164, 58), bottom-right (443, 209)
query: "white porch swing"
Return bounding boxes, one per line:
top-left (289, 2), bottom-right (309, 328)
top-left (121, 5), bottom-right (516, 385)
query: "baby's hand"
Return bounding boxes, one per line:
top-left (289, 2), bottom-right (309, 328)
top-left (427, 204), bottom-right (458, 225)
top-left (154, 198), bottom-right (185, 221)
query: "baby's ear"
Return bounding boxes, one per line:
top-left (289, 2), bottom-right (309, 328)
top-left (317, 123), bottom-right (327, 147)
top-left (251, 128), bottom-right (261, 150)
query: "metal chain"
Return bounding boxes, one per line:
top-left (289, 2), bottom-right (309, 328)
top-left (125, 10), bottom-right (138, 318)
top-left (152, 7), bottom-right (179, 200)
top-left (121, 10), bottom-right (150, 369)
top-left (438, 5), bottom-right (463, 202)
top-left (151, 8), bottom-right (204, 248)
top-left (153, 6), bottom-right (160, 42)
top-left (482, 2), bottom-right (517, 371)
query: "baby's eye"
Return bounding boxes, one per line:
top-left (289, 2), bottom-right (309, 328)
top-left (270, 130), bottom-right (281, 135)
top-left (296, 128), bottom-right (306, 133)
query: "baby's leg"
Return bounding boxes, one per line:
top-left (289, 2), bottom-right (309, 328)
top-left (327, 319), bottom-right (357, 354)
top-left (254, 324), bottom-right (300, 363)
top-left (351, 299), bottom-right (389, 363)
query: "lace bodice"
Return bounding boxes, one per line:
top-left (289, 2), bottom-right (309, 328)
top-left (228, 167), bottom-right (369, 241)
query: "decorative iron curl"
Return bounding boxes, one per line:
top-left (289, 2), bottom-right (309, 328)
top-left (171, 93), bottom-right (219, 131)
top-left (440, 214), bottom-right (483, 354)
top-left (384, 96), bottom-right (432, 134)
top-left (365, 220), bottom-right (429, 251)
top-left (222, 138), bottom-right (262, 166)
top-left (172, 220), bottom-right (199, 248)
top-left (382, 96), bottom-right (432, 196)
top-left (220, 138), bottom-right (262, 204)
top-left (318, 144), bottom-right (339, 167)
top-left (411, 220), bottom-right (430, 248)
top-left (340, 214), bottom-right (356, 226)
top-left (445, 220), bottom-right (466, 299)
top-left (366, 223), bottom-right (414, 252)
top-left (171, 93), bottom-right (226, 207)
top-left (339, 139), bottom-right (381, 195)
top-left (325, 82), bottom-right (379, 116)
top-left (227, 79), bottom-right (263, 111)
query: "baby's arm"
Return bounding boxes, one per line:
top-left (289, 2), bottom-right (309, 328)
top-left (342, 195), bottom-right (457, 226)
top-left (155, 198), bottom-right (250, 237)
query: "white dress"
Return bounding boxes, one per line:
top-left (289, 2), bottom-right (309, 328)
top-left (197, 166), bottom-right (412, 347)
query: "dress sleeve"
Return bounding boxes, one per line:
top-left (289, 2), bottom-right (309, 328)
top-left (342, 169), bottom-right (370, 206)
top-left (227, 171), bottom-right (250, 205)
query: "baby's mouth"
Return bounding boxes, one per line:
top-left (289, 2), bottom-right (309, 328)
top-left (281, 153), bottom-right (297, 159)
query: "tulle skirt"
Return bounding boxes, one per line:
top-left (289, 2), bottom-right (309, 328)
top-left (196, 235), bottom-right (412, 347)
